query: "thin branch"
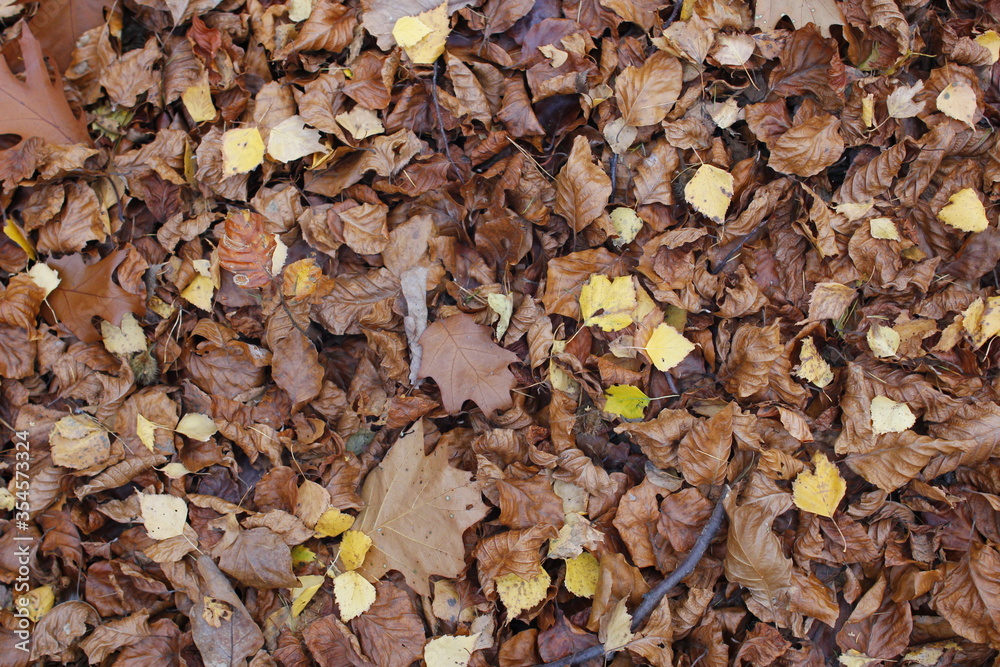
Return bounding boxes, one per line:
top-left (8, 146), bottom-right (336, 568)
top-left (536, 485), bottom-right (731, 667)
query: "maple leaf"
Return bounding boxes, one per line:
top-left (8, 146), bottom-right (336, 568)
top-left (417, 313), bottom-right (519, 415)
top-left (45, 249), bottom-right (146, 343)
top-left (0, 22), bottom-right (90, 145)
top-left (754, 0), bottom-right (844, 38)
top-left (354, 420), bottom-right (489, 596)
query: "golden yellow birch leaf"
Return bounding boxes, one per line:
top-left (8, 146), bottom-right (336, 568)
top-left (336, 106), bottom-right (384, 140)
top-left (869, 217), bottom-right (900, 240)
top-left (181, 274), bottom-right (214, 311)
top-left (866, 325), bottom-right (900, 358)
top-left (496, 568), bottom-right (550, 618)
top-left (870, 396), bottom-right (915, 436)
top-left (181, 77), bottom-right (217, 123)
top-left (266, 116), bottom-right (326, 163)
top-left (962, 296), bottom-right (1000, 348)
top-left (136, 414), bottom-right (157, 452)
top-left (976, 30), bottom-right (1000, 64)
top-left (610, 207), bottom-right (642, 247)
top-left (564, 552), bottom-right (599, 598)
top-left (28, 263), bottom-right (60, 296)
top-left (139, 493), bottom-right (188, 540)
top-left (579, 274), bottom-right (636, 331)
top-left (333, 570), bottom-right (376, 621)
top-left (645, 322), bottom-right (695, 372)
top-left (487, 293), bottom-right (512, 340)
top-left (792, 452), bottom-right (846, 518)
top-left (101, 312), bottom-right (147, 356)
top-left (600, 598), bottom-right (634, 652)
top-left (424, 633), bottom-right (480, 667)
top-left (684, 164), bottom-right (733, 224)
top-left (339, 529), bottom-right (372, 571)
top-left (291, 575), bottom-right (325, 617)
top-left (221, 127), bottom-right (265, 176)
top-left (937, 188), bottom-right (989, 233)
top-left (24, 586), bottom-right (54, 622)
top-left (795, 337), bottom-right (833, 388)
top-left (604, 384), bottom-right (651, 420)
top-left (175, 413), bottom-right (218, 441)
top-left (936, 83), bottom-right (977, 126)
top-left (393, 1), bottom-right (450, 64)
top-left (3, 218), bottom-right (35, 259)
top-left (315, 508), bottom-right (355, 538)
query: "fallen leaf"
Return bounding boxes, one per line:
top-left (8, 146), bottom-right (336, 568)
top-left (221, 127), bottom-right (265, 175)
top-left (936, 83), bottom-right (977, 126)
top-left (266, 116), bottom-right (326, 163)
top-left (101, 312), bottom-right (147, 356)
top-left (610, 207), bottom-right (642, 247)
top-left (175, 413), bottom-right (218, 441)
top-left (867, 325), bottom-right (900, 358)
top-left (139, 494), bottom-right (188, 540)
top-left (615, 52), bottom-right (682, 127)
top-left (49, 414), bottom-right (111, 470)
top-left (564, 552), bottom-right (599, 599)
top-left (870, 396), bottom-right (915, 435)
top-left (604, 384), bottom-right (651, 420)
top-left (555, 135), bottom-right (611, 233)
top-left (684, 164), bottom-right (734, 224)
top-left (937, 188), bottom-right (989, 233)
top-left (792, 452), bottom-right (846, 518)
top-left (339, 529), bottom-right (372, 571)
top-left (795, 337), bottom-right (833, 388)
top-left (291, 575), bottom-right (325, 617)
top-left (579, 274), bottom-right (636, 332)
top-left (645, 322), bottom-right (695, 372)
top-left (496, 568), bottom-right (550, 618)
top-left (424, 633), bottom-right (479, 667)
top-left (334, 570), bottom-right (377, 621)
top-left (393, 0), bottom-right (450, 64)
top-left (755, 0), bottom-right (844, 37)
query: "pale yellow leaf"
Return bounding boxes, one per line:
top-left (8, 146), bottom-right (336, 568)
top-left (27, 263), bottom-right (60, 296)
top-left (159, 462), bottom-right (192, 479)
top-left (266, 116), bottom-right (326, 163)
top-left (936, 83), bottom-right (977, 126)
top-left (976, 31), bottom-right (1000, 65)
top-left (339, 529), bottom-right (372, 571)
top-left (684, 164), bottom-right (733, 224)
top-left (600, 598), bottom-right (634, 652)
top-left (792, 452), bottom-right (845, 518)
top-left (870, 396), bottom-right (915, 436)
top-left (886, 81), bottom-right (923, 119)
top-left (333, 570), bottom-right (376, 621)
top-left (221, 127), bottom-right (265, 176)
top-left (315, 508), bottom-right (355, 538)
top-left (487, 293), bottom-right (513, 340)
top-left (181, 274), bottom-right (214, 310)
top-left (139, 493), bottom-right (188, 540)
top-left (175, 413), bottom-right (218, 441)
top-left (644, 322), bottom-right (694, 372)
top-left (393, 1), bottom-right (450, 64)
top-left (496, 568), bottom-right (550, 618)
top-left (869, 217), bottom-right (900, 240)
top-left (795, 337), bottom-right (833, 388)
top-left (962, 296), bottom-right (1000, 348)
top-left (136, 414), bottom-right (157, 452)
top-left (288, 0), bottom-right (313, 21)
top-left (0, 487), bottom-right (15, 511)
top-left (291, 575), bottom-right (325, 617)
top-left (937, 188), bottom-right (988, 233)
top-left (867, 325), bottom-right (900, 358)
top-left (564, 552), bottom-right (598, 598)
top-left (181, 78), bottom-right (217, 123)
top-left (101, 312), bottom-right (147, 356)
top-left (610, 207), bottom-right (642, 247)
top-left (603, 117), bottom-right (637, 155)
top-left (579, 274), bottom-right (636, 331)
top-left (424, 633), bottom-right (479, 667)
top-left (335, 107), bottom-right (384, 140)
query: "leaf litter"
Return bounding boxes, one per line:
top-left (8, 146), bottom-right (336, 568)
top-left (0, 0), bottom-right (1000, 665)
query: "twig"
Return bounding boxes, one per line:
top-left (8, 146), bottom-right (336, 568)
top-left (536, 485), bottom-right (731, 667)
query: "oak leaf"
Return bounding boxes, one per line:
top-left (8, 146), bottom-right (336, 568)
top-left (354, 420), bottom-right (489, 596)
top-left (418, 313), bottom-right (519, 415)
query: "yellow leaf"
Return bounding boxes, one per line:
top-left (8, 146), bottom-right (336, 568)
top-left (976, 31), bottom-right (1000, 65)
top-left (181, 77), bottom-right (217, 123)
top-left (339, 529), bottom-right (372, 570)
top-left (266, 115), bottom-right (326, 163)
top-left (684, 164), bottom-right (733, 224)
top-left (181, 274), bottom-right (214, 311)
top-left (792, 452), bottom-right (845, 518)
top-left (869, 217), bottom-right (900, 240)
top-left (100, 312), bottom-right (146, 356)
top-left (839, 649), bottom-right (879, 667)
top-left (175, 413), bottom-right (218, 441)
top-left (963, 296), bottom-right (1000, 348)
top-left (487, 293), bottom-right (512, 340)
top-left (496, 568), bottom-right (550, 618)
top-left (795, 337), bottom-right (833, 388)
top-left (644, 322), bottom-right (694, 372)
top-left (866, 325), bottom-right (900, 358)
top-left (3, 218), bottom-right (35, 259)
top-left (221, 127), bottom-right (265, 176)
top-left (424, 633), bottom-right (480, 667)
top-left (139, 493), bottom-right (187, 540)
top-left (315, 507), bottom-right (355, 538)
top-left (393, 0), bottom-right (450, 64)
top-left (601, 599), bottom-right (634, 652)
top-left (580, 274), bottom-right (636, 331)
top-left (604, 384), bottom-right (651, 420)
top-left (333, 570), bottom-right (376, 621)
top-left (937, 188), bottom-right (988, 233)
top-left (610, 207), bottom-right (642, 247)
top-left (292, 545), bottom-right (317, 565)
top-left (335, 106), bottom-right (384, 140)
top-left (136, 414), bottom-right (157, 452)
top-left (564, 552), bottom-right (598, 598)
top-left (287, 0), bottom-right (312, 21)
top-left (870, 396), bottom-right (915, 436)
top-left (0, 487), bottom-right (15, 511)
top-left (23, 586), bottom-right (54, 622)
top-left (936, 83), bottom-right (977, 126)
top-left (159, 462), bottom-right (191, 479)
top-left (291, 575), bottom-right (325, 617)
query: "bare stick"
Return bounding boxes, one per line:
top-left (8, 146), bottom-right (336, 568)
top-left (536, 485), bottom-right (731, 667)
